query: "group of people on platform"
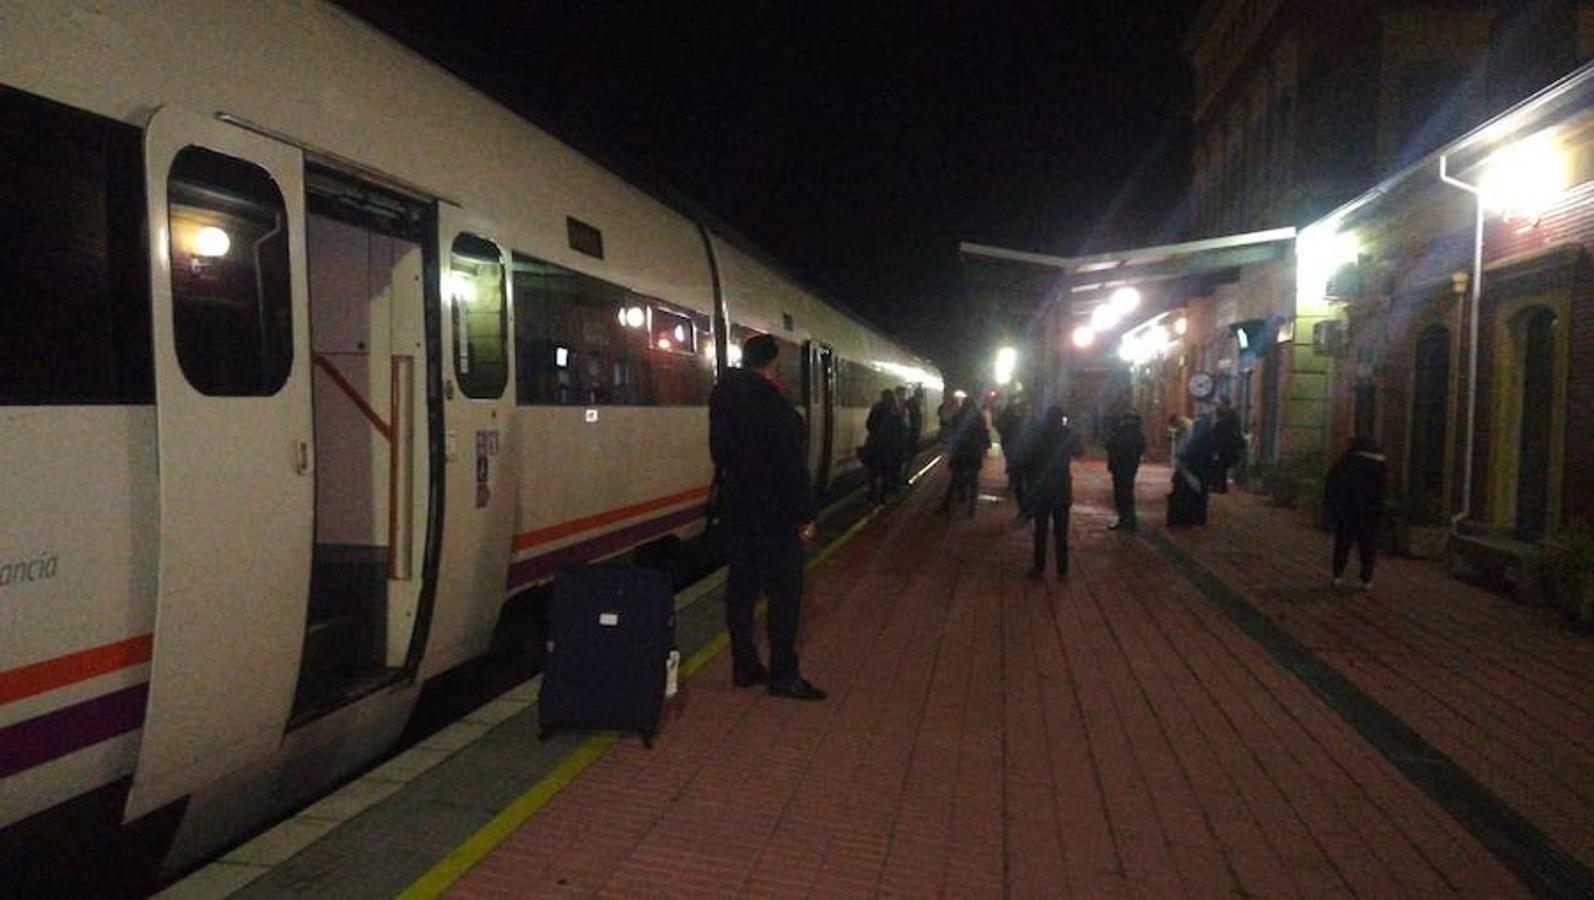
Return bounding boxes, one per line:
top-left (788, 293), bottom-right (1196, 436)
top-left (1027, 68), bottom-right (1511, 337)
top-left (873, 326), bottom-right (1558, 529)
top-left (707, 332), bottom-right (1390, 704)
top-left (861, 386), bottom-right (925, 503)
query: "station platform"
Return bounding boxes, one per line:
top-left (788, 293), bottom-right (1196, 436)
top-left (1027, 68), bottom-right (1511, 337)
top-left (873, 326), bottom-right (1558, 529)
top-left (164, 452), bottom-right (1594, 898)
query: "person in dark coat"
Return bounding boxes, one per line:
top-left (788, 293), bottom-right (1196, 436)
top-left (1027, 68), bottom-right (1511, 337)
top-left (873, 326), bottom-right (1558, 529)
top-left (937, 402), bottom-right (990, 517)
top-left (865, 389), bottom-right (909, 502)
top-left (1324, 436), bottom-right (1387, 589)
top-left (906, 386), bottom-right (926, 454)
top-left (995, 396), bottom-right (1029, 506)
top-left (709, 334), bottom-right (826, 700)
top-left (1105, 411), bottom-right (1146, 531)
top-left (1020, 406), bottom-right (1082, 578)
top-left (1210, 403), bottom-right (1246, 493)
top-left (1167, 425), bottom-right (1213, 527)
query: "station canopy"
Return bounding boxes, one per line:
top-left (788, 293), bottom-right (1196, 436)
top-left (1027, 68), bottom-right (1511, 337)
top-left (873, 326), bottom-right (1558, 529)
top-left (960, 226), bottom-right (1296, 335)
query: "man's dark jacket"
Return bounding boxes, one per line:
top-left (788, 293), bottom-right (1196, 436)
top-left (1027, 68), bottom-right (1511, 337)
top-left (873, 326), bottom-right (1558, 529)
top-left (709, 368), bottom-right (817, 539)
top-left (1324, 448), bottom-right (1387, 528)
top-left (1105, 418), bottom-right (1146, 475)
top-left (1020, 421), bottom-right (1082, 514)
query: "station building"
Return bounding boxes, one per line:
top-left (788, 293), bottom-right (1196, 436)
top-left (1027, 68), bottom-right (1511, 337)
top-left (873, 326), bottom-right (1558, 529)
top-left (963, 1), bottom-right (1594, 582)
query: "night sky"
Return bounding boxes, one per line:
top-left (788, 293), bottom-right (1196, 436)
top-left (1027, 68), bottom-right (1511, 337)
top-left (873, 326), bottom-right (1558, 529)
top-left (339, 1), bottom-right (1202, 384)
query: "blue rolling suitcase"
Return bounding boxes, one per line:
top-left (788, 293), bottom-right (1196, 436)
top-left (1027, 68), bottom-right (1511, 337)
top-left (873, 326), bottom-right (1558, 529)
top-left (538, 563), bottom-right (676, 747)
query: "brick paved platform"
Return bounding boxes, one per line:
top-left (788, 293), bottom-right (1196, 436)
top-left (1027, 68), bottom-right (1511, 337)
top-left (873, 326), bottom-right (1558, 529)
top-left (440, 453), bottom-right (1593, 898)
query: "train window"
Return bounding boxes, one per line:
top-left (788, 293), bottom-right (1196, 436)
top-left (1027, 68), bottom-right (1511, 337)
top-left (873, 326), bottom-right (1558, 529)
top-left (168, 147), bottom-right (293, 396)
top-left (0, 85), bottom-right (151, 405)
top-left (512, 254), bottom-right (712, 406)
top-left (450, 234), bottom-right (508, 399)
top-left (727, 323), bottom-right (803, 406)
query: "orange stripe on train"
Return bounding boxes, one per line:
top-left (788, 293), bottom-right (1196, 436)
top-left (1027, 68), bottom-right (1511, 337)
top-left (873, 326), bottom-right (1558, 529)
top-left (0, 634), bottom-right (153, 707)
top-left (510, 485), bottom-right (710, 553)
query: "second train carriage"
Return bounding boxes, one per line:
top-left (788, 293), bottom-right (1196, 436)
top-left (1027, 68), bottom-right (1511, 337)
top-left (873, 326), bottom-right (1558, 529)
top-left (0, 0), bottom-right (941, 881)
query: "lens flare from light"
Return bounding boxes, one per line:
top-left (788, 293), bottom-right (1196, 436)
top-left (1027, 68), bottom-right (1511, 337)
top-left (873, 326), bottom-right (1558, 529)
top-left (1072, 326), bottom-right (1096, 348)
top-left (993, 346), bottom-right (1017, 386)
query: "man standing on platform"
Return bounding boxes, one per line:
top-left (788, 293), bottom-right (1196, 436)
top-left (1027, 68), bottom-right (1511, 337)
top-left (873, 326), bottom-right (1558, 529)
top-left (1105, 410), bottom-right (1146, 532)
top-left (709, 334), bottom-right (827, 701)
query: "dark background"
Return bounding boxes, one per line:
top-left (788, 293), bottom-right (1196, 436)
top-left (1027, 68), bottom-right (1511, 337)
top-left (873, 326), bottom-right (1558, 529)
top-left (338, 1), bottom-right (1201, 384)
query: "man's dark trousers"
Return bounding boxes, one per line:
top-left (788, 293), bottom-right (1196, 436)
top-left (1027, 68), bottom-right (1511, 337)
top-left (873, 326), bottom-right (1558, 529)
top-left (725, 534), bottom-right (804, 682)
top-left (1332, 519), bottom-right (1378, 583)
top-left (1032, 505), bottom-right (1071, 575)
top-left (1111, 466), bottom-right (1139, 529)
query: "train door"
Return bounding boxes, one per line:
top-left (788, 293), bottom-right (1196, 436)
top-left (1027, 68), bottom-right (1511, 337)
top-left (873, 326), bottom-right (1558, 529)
top-left (289, 170), bottom-right (432, 722)
top-left (128, 108), bottom-right (314, 819)
top-left (814, 344), bottom-right (838, 493)
top-left (420, 205), bottom-right (518, 678)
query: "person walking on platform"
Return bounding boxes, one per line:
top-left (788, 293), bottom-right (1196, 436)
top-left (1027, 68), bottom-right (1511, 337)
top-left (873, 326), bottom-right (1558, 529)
top-left (1020, 406), bottom-right (1082, 578)
top-left (865, 388), bottom-right (908, 503)
top-left (1210, 403), bottom-right (1246, 494)
top-left (1324, 436), bottom-right (1387, 590)
top-left (1167, 422), bottom-right (1213, 527)
top-left (995, 395), bottom-right (1029, 507)
top-left (1167, 414), bottom-right (1192, 459)
top-left (937, 401), bottom-right (990, 517)
top-left (1105, 410), bottom-right (1146, 532)
top-left (708, 334), bottom-right (826, 701)
top-left (906, 385), bottom-right (926, 456)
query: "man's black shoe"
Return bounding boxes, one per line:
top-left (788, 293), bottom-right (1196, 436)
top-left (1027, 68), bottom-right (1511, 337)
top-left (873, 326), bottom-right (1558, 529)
top-left (733, 667), bottom-right (769, 688)
top-left (767, 678), bottom-right (827, 701)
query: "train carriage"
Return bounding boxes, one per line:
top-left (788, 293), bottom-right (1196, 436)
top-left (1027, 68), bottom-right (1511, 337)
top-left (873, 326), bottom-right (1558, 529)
top-left (0, 0), bottom-right (940, 883)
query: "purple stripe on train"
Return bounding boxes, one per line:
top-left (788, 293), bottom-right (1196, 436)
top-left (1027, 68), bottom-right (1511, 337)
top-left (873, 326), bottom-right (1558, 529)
top-left (506, 504), bottom-right (707, 590)
top-left (0, 683), bottom-right (148, 779)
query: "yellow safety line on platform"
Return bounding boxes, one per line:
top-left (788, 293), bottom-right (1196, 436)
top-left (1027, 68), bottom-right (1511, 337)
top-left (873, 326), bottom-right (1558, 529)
top-left (399, 455), bottom-right (942, 897)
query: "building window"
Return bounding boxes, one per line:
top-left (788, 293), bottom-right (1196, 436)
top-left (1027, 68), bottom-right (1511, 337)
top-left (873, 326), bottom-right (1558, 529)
top-left (0, 85), bottom-right (151, 405)
top-left (1515, 308), bottom-right (1557, 540)
top-left (1408, 324), bottom-right (1450, 497)
top-left (168, 147), bottom-right (293, 397)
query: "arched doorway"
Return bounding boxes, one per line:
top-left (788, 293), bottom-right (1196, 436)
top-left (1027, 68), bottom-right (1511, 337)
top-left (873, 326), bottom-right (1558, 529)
top-left (1409, 324), bottom-right (1449, 498)
top-left (1515, 307), bottom-right (1557, 540)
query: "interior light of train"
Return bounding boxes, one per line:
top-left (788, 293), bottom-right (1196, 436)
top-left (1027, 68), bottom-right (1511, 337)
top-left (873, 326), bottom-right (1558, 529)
top-left (449, 271), bottom-right (476, 305)
top-left (657, 338), bottom-right (672, 350)
top-left (554, 346), bottom-right (569, 368)
top-left (727, 343), bottom-right (744, 366)
top-left (193, 225), bottom-right (230, 258)
top-left (1089, 302), bottom-right (1121, 331)
top-left (623, 306), bottom-right (645, 328)
top-left (1072, 326), bottom-right (1096, 348)
top-left (1174, 316), bottom-right (1188, 335)
top-left (1478, 130), bottom-right (1569, 221)
top-left (674, 325), bottom-right (687, 343)
top-left (1109, 286), bottom-right (1141, 314)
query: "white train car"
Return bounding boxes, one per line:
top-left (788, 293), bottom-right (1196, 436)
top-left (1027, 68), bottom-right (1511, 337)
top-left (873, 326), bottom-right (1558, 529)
top-left (0, 0), bottom-right (940, 885)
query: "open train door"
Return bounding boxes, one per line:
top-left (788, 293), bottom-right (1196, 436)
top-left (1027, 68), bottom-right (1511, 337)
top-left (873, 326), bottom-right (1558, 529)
top-left (126, 108), bottom-right (313, 820)
top-left (417, 205), bottom-right (518, 679)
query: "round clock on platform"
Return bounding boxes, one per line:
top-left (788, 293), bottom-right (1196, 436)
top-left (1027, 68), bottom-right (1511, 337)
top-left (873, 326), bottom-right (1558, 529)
top-left (1188, 372), bottom-right (1215, 400)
